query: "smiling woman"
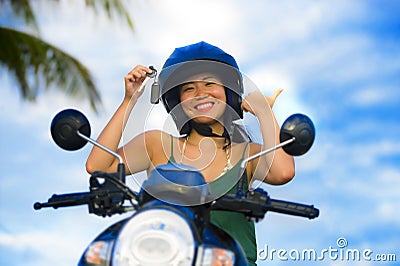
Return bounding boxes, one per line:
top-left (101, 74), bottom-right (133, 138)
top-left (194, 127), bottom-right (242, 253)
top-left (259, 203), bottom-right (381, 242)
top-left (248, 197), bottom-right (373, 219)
top-left (180, 75), bottom-right (227, 126)
top-left (2, 0), bottom-right (399, 265)
top-left (85, 41), bottom-right (295, 265)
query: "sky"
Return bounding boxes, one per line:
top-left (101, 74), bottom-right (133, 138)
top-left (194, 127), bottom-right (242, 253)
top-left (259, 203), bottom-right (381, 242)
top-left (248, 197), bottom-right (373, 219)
top-left (1, 0), bottom-right (400, 265)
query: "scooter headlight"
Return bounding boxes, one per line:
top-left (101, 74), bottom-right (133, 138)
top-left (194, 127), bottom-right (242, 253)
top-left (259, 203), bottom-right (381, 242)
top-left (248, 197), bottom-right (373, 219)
top-left (112, 208), bottom-right (195, 265)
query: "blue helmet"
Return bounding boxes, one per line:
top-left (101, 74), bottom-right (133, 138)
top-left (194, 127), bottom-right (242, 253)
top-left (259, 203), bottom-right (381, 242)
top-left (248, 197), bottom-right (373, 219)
top-left (162, 41), bottom-right (240, 70)
top-left (158, 41), bottom-right (244, 135)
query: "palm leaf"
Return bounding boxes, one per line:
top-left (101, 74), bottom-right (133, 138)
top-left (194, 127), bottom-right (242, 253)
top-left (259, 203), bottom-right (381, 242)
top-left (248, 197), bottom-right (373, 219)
top-left (85, 0), bottom-right (134, 30)
top-left (0, 0), bottom-right (38, 31)
top-left (0, 0), bottom-right (134, 112)
top-left (1, 0), bottom-right (134, 31)
top-left (0, 26), bottom-right (101, 112)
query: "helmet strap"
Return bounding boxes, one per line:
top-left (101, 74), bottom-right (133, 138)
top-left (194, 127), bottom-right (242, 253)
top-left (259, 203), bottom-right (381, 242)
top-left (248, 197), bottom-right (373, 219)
top-left (189, 121), bottom-right (231, 149)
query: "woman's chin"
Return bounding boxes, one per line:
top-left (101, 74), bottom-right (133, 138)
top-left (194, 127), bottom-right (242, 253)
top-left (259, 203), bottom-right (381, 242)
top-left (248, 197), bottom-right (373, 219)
top-left (192, 116), bottom-right (218, 125)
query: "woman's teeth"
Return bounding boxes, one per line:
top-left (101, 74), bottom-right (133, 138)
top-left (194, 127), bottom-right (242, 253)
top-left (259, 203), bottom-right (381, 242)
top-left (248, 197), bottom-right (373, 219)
top-left (195, 102), bottom-right (214, 110)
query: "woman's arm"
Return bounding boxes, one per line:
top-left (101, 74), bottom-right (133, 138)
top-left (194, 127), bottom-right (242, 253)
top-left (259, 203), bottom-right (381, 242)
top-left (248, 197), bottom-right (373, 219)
top-left (85, 65), bottom-right (153, 174)
top-left (241, 89), bottom-right (295, 185)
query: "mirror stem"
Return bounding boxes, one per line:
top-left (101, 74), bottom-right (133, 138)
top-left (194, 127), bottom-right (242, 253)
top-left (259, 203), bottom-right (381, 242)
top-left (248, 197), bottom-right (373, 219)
top-left (240, 137), bottom-right (295, 169)
top-left (77, 131), bottom-right (124, 164)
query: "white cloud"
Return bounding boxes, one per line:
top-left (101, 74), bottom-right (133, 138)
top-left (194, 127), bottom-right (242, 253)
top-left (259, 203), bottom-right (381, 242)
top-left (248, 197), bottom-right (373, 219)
top-left (0, 214), bottom-right (126, 266)
top-left (349, 84), bottom-right (400, 107)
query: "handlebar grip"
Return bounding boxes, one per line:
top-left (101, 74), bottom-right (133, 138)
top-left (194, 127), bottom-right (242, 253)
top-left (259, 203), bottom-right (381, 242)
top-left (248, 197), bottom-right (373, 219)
top-left (268, 199), bottom-right (319, 219)
top-left (33, 192), bottom-right (90, 210)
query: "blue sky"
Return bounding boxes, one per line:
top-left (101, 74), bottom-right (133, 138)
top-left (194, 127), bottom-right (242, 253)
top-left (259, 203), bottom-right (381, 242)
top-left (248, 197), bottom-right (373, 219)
top-left (1, 0), bottom-right (399, 265)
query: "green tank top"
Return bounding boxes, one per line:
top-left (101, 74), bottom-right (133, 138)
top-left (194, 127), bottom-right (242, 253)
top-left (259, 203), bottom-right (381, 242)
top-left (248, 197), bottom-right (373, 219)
top-left (168, 136), bottom-right (257, 265)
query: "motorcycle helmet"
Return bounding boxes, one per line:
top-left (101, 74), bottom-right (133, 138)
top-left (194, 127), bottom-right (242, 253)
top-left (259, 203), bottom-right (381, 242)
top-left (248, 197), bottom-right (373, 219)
top-left (158, 41), bottom-right (244, 137)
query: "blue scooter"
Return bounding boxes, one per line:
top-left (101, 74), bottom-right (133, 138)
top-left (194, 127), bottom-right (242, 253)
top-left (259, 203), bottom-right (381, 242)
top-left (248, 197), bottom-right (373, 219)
top-left (34, 109), bottom-right (319, 265)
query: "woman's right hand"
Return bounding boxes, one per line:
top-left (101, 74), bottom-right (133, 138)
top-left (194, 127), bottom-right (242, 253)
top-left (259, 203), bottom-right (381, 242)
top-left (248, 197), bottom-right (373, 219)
top-left (124, 65), bottom-right (153, 101)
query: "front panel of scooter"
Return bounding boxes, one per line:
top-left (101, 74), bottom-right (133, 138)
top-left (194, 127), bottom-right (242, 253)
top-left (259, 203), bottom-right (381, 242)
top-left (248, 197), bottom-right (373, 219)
top-left (78, 206), bottom-right (240, 266)
top-left (140, 163), bottom-right (211, 206)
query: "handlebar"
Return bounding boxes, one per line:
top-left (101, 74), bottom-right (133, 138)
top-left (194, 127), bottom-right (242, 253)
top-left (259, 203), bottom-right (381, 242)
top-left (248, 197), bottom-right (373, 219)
top-left (267, 198), bottom-right (319, 219)
top-left (34, 171), bottom-right (318, 220)
top-left (212, 189), bottom-right (319, 221)
top-left (34, 192), bottom-right (90, 210)
top-left (33, 189), bottom-right (133, 217)
top-left (33, 171), bottom-right (138, 217)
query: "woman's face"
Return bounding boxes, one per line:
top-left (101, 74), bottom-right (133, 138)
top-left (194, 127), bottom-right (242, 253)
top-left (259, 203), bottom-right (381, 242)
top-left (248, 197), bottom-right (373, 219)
top-left (179, 73), bottom-right (226, 125)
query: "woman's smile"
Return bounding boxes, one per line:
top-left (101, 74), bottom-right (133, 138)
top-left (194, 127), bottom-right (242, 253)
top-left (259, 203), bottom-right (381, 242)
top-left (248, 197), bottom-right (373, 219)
top-left (195, 101), bottom-right (214, 111)
top-left (181, 97), bottom-right (226, 126)
top-left (179, 74), bottom-right (227, 123)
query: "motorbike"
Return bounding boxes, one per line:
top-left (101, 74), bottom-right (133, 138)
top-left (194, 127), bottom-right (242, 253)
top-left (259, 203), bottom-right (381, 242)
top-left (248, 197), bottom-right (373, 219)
top-left (34, 108), bottom-right (319, 266)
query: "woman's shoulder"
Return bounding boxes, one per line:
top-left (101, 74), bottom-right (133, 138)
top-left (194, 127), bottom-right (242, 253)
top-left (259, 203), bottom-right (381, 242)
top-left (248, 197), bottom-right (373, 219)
top-left (143, 130), bottom-right (183, 163)
top-left (143, 130), bottom-right (182, 149)
top-left (231, 141), bottom-right (256, 153)
top-left (143, 129), bottom-right (172, 139)
top-left (231, 141), bottom-right (264, 162)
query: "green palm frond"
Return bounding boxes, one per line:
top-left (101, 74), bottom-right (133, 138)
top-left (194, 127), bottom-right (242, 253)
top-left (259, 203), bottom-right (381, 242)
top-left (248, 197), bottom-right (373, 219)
top-left (0, 0), bottom-right (38, 30)
top-left (0, 0), bottom-right (134, 112)
top-left (85, 0), bottom-right (134, 30)
top-left (0, 26), bottom-right (101, 112)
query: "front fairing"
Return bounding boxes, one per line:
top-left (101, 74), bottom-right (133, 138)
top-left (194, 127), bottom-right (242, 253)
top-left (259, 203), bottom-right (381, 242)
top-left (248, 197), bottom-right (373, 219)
top-left (78, 200), bottom-right (247, 266)
top-left (77, 218), bottom-right (128, 266)
top-left (79, 163), bottom-right (248, 265)
top-left (202, 222), bottom-right (249, 266)
top-left (78, 201), bottom-right (202, 266)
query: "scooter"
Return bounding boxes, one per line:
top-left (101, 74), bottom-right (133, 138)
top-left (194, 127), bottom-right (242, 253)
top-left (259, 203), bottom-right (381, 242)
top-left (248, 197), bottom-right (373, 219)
top-left (34, 108), bottom-right (319, 265)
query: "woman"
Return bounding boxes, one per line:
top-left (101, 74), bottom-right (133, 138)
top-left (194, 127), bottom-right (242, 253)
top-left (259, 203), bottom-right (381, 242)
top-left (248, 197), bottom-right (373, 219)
top-left (86, 41), bottom-right (295, 265)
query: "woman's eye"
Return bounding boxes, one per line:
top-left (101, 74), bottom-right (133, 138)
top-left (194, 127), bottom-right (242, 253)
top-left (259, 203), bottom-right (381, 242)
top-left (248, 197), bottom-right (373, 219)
top-left (183, 86), bottom-right (194, 92)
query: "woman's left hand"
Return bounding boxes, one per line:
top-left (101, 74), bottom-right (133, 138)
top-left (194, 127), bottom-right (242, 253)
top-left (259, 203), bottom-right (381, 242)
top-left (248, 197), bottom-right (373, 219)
top-left (241, 88), bottom-right (283, 115)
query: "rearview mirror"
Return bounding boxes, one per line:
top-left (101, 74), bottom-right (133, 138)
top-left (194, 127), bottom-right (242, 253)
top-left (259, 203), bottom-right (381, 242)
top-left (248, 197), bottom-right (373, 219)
top-left (280, 114), bottom-right (315, 156)
top-left (50, 109), bottom-right (91, 151)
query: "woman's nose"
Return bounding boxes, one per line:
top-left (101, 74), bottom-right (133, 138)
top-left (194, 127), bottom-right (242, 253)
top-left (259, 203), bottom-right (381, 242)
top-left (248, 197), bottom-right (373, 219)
top-left (194, 84), bottom-right (209, 97)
